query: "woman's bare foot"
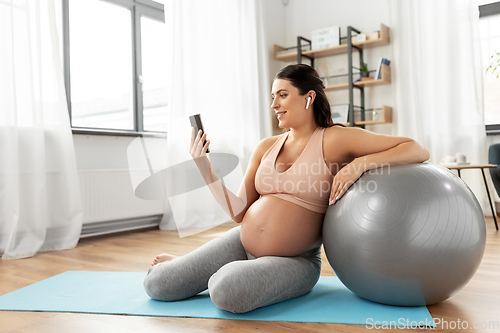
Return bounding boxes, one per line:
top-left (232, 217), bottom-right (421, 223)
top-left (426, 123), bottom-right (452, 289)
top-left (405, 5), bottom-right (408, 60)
top-left (151, 253), bottom-right (177, 266)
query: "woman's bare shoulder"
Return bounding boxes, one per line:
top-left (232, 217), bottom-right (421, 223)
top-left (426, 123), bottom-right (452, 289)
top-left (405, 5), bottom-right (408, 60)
top-left (247, 134), bottom-right (283, 166)
top-left (324, 125), bottom-right (353, 142)
top-left (323, 126), bottom-right (358, 163)
top-left (255, 133), bottom-right (282, 153)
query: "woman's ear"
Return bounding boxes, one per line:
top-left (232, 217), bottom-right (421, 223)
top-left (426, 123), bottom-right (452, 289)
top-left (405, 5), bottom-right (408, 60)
top-left (306, 96), bottom-right (312, 109)
top-left (305, 90), bottom-right (316, 109)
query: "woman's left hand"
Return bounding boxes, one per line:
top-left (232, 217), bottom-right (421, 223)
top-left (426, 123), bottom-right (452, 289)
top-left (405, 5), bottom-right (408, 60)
top-left (329, 160), bottom-right (365, 205)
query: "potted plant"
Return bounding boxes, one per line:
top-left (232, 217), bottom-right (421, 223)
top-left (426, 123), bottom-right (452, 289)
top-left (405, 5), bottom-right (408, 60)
top-left (360, 61), bottom-right (370, 78)
top-left (487, 51), bottom-right (500, 78)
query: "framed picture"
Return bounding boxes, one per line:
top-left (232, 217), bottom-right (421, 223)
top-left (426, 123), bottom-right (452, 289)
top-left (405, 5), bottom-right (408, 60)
top-left (311, 26), bottom-right (340, 50)
top-left (332, 104), bottom-right (349, 124)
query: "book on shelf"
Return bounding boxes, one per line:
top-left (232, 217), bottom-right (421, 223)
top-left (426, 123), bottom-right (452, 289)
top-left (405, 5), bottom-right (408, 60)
top-left (374, 58), bottom-right (390, 80)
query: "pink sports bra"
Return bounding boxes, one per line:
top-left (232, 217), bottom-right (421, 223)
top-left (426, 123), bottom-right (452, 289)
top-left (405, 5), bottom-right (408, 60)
top-left (255, 127), bottom-right (334, 213)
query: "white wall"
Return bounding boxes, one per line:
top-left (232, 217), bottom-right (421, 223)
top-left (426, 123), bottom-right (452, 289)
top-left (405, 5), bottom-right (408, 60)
top-left (73, 135), bottom-right (133, 170)
top-left (73, 134), bottom-right (165, 225)
top-left (283, 0), bottom-right (389, 46)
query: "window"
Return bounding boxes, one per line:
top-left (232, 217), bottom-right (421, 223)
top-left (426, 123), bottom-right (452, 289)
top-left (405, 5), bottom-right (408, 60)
top-left (62, 0), bottom-right (171, 136)
top-left (479, 1), bottom-right (500, 134)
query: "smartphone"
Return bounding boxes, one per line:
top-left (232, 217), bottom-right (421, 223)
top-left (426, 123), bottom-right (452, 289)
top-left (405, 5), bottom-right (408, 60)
top-left (189, 114), bottom-right (210, 153)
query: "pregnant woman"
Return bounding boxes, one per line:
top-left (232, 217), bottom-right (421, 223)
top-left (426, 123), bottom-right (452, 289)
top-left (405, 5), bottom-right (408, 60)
top-left (143, 64), bottom-right (430, 313)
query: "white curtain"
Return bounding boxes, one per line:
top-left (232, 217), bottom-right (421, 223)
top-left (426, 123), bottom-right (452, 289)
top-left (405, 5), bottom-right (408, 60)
top-left (0, 0), bottom-right (83, 259)
top-left (158, 0), bottom-right (271, 235)
top-left (388, 0), bottom-right (489, 212)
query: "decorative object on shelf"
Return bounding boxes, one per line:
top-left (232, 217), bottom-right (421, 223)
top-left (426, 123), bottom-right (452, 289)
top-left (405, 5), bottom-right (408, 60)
top-left (486, 50), bottom-right (500, 78)
top-left (351, 31), bottom-right (380, 44)
top-left (374, 58), bottom-right (390, 80)
top-left (360, 61), bottom-right (370, 77)
top-left (311, 26), bottom-right (340, 50)
top-left (350, 106), bottom-right (392, 125)
top-left (355, 109), bottom-right (378, 123)
top-left (332, 104), bottom-right (349, 124)
top-left (353, 61), bottom-right (371, 83)
top-left (367, 31), bottom-right (380, 40)
top-left (356, 33), bottom-right (366, 43)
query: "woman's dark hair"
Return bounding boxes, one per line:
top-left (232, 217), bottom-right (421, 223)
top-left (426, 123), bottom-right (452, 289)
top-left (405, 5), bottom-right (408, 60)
top-left (274, 64), bottom-right (344, 128)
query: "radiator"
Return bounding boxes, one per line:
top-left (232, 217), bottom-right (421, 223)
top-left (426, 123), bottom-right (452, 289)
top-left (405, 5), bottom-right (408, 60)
top-left (78, 170), bottom-right (164, 238)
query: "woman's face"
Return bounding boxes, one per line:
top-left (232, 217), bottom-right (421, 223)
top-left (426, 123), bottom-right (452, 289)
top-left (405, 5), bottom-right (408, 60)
top-left (271, 79), bottom-right (311, 129)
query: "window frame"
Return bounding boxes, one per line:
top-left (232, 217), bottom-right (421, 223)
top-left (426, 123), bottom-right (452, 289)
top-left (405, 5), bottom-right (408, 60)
top-left (480, 1), bottom-right (500, 135)
top-left (62, 0), bottom-right (168, 137)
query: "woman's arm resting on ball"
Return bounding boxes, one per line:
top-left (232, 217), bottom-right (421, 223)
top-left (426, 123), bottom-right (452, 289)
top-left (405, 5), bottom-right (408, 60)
top-left (190, 128), bottom-right (274, 223)
top-left (343, 127), bottom-right (430, 170)
top-left (328, 127), bottom-right (430, 204)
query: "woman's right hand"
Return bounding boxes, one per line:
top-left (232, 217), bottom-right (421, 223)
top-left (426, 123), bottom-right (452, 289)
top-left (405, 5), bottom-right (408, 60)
top-left (190, 127), bottom-right (212, 183)
top-left (190, 127), bottom-right (211, 159)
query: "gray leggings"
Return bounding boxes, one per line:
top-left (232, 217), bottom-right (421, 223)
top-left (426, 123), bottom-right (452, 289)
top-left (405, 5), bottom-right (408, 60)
top-left (143, 226), bottom-right (321, 314)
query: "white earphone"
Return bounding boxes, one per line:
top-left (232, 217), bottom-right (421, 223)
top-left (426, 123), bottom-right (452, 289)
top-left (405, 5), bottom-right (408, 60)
top-left (305, 96), bottom-right (312, 109)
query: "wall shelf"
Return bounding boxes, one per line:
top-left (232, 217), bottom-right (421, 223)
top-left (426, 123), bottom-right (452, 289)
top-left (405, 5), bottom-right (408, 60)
top-left (274, 24), bottom-right (390, 62)
top-left (354, 64), bottom-right (391, 88)
top-left (324, 64), bottom-right (391, 92)
top-left (340, 106), bottom-right (392, 126)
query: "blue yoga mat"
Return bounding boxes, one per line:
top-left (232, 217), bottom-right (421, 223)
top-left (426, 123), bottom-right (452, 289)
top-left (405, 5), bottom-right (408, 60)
top-left (0, 271), bottom-right (435, 327)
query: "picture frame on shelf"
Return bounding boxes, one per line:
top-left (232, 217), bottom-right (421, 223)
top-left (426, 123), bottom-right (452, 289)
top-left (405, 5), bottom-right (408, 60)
top-left (332, 104), bottom-right (349, 124)
top-left (311, 26), bottom-right (340, 50)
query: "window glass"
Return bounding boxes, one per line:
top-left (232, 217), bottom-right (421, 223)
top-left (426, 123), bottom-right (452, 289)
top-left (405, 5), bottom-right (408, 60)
top-left (141, 16), bottom-right (171, 131)
top-left (69, 0), bottom-right (134, 130)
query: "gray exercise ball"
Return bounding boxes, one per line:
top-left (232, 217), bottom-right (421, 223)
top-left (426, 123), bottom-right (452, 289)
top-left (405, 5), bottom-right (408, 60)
top-left (323, 163), bottom-right (486, 306)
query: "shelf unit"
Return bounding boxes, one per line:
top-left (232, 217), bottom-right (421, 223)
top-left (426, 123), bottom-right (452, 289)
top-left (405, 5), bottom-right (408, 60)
top-left (274, 23), bottom-right (391, 127)
top-left (341, 105), bottom-right (392, 126)
top-left (274, 24), bottom-right (390, 62)
top-left (324, 64), bottom-right (390, 92)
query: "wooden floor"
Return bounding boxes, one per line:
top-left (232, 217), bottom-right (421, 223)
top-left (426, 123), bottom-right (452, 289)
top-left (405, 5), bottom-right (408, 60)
top-left (1, 219), bottom-right (499, 333)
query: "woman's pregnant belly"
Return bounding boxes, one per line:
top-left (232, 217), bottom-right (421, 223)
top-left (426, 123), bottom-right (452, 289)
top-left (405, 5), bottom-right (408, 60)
top-left (240, 195), bottom-right (325, 258)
